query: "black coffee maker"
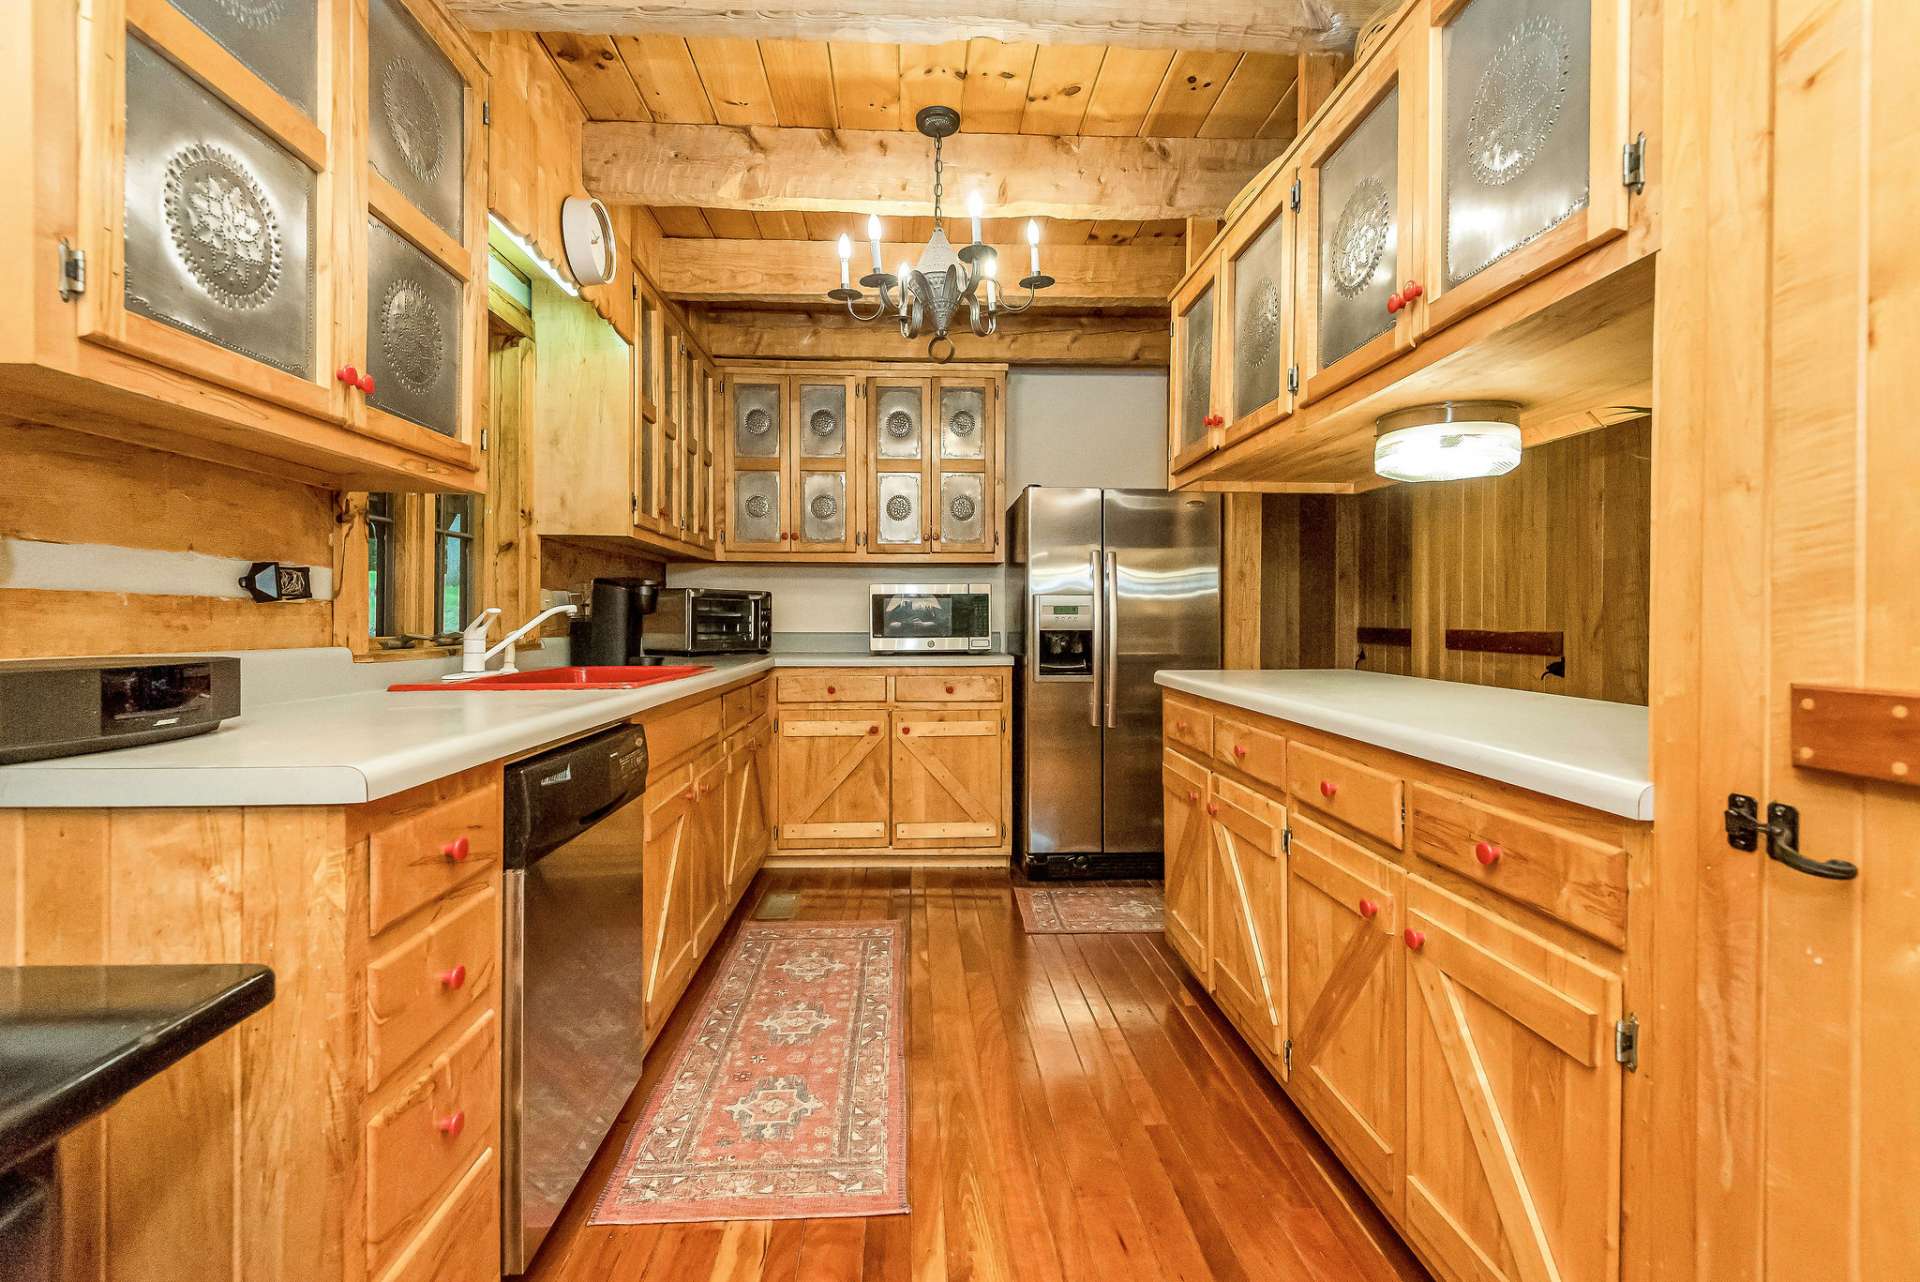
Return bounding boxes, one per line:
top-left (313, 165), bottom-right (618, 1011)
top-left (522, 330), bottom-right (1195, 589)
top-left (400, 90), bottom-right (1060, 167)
top-left (570, 578), bottom-right (661, 665)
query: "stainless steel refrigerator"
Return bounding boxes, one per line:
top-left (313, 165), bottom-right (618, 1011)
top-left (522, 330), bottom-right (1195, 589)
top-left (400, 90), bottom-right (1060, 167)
top-left (1008, 487), bottom-right (1221, 876)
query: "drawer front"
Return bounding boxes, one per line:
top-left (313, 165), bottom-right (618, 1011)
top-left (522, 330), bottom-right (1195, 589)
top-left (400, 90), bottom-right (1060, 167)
top-left (1409, 784), bottom-right (1630, 946)
top-left (1162, 695), bottom-right (1214, 757)
top-left (1213, 715), bottom-right (1286, 790)
top-left (643, 696), bottom-right (724, 769)
top-left (776, 672), bottom-right (889, 704)
top-left (722, 677), bottom-right (770, 730)
top-left (367, 881), bottom-right (498, 1088)
top-left (895, 672), bottom-right (1005, 703)
top-left (1286, 741), bottom-right (1405, 850)
top-left (367, 778), bottom-right (501, 936)
top-left (374, 1148), bottom-right (498, 1282)
top-left (367, 1008), bottom-right (499, 1275)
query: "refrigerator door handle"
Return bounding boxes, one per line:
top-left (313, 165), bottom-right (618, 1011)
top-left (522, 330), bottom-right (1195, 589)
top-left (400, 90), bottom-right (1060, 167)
top-left (1104, 550), bottom-right (1119, 728)
top-left (1088, 548), bottom-right (1103, 727)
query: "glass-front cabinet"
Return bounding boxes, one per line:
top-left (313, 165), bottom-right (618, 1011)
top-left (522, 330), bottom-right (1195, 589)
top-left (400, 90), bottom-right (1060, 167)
top-left (1168, 267), bottom-right (1223, 472)
top-left (1218, 181), bottom-right (1297, 445)
top-left (61, 0), bottom-right (488, 487)
top-left (794, 375), bottom-right (859, 553)
top-left (726, 376), bottom-right (786, 553)
top-left (931, 378), bottom-right (993, 555)
top-left (869, 378), bottom-right (929, 555)
top-left (1422, 0), bottom-right (1631, 333)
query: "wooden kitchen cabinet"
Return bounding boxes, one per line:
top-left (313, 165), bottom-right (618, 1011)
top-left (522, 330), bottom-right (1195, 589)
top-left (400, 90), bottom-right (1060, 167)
top-left (688, 749), bottom-right (728, 952)
top-left (890, 707), bottom-right (1003, 847)
top-left (641, 764), bottom-right (700, 1035)
top-left (776, 709), bottom-right (893, 849)
top-left (870, 376), bottom-right (929, 554)
top-left (793, 372), bottom-right (861, 553)
top-left (722, 715), bottom-right (775, 904)
top-left (1161, 748), bottom-right (1212, 980)
top-left (0, 0), bottom-right (489, 491)
top-left (1216, 176), bottom-right (1299, 446)
top-left (1168, 261), bottom-right (1224, 472)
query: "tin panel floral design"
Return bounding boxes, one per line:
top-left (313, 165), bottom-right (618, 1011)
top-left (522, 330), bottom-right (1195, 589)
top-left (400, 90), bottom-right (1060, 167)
top-left (367, 0), bottom-right (464, 238)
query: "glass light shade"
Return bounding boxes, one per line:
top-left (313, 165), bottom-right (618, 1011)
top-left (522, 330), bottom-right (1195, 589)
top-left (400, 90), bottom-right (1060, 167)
top-left (1373, 401), bottom-right (1523, 482)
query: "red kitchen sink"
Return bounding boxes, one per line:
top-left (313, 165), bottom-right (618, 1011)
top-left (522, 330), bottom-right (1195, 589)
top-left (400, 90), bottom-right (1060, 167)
top-left (389, 664), bottom-right (711, 692)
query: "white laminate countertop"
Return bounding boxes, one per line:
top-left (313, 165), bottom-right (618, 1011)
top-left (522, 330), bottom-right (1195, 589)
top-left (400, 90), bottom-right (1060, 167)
top-left (1155, 669), bottom-right (1653, 821)
top-left (0, 651), bottom-right (1012, 810)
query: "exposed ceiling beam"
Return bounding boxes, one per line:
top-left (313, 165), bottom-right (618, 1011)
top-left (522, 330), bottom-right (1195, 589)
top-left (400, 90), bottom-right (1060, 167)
top-left (450, 0), bottom-right (1380, 54)
top-left (651, 238), bottom-right (1182, 308)
top-left (690, 308), bottom-right (1170, 367)
top-left (584, 123), bottom-right (1275, 221)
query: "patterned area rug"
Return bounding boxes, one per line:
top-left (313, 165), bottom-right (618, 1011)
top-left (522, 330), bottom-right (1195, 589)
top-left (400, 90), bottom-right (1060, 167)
top-left (591, 921), bottom-right (907, 1225)
top-left (1014, 883), bottom-right (1166, 934)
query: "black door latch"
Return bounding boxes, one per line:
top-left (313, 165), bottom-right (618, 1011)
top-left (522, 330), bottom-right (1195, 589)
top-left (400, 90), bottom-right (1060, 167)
top-left (1724, 794), bottom-right (1859, 880)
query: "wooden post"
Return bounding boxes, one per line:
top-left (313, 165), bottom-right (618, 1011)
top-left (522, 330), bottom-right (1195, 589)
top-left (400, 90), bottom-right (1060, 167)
top-left (1295, 50), bottom-right (1352, 134)
top-left (1185, 217), bottom-right (1222, 272)
top-left (1222, 493), bottom-right (1263, 668)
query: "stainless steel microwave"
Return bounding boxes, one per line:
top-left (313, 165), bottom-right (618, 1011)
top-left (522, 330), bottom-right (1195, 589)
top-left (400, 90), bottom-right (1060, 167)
top-left (640, 588), bottom-right (772, 654)
top-left (869, 583), bottom-right (993, 653)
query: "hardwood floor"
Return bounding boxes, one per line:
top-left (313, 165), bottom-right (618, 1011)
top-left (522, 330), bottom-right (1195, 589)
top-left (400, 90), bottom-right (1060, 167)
top-left (527, 869), bottom-right (1432, 1282)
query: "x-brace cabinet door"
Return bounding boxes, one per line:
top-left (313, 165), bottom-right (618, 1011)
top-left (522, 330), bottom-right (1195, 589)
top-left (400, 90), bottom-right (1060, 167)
top-left (890, 708), bottom-right (1001, 848)
top-left (776, 712), bottom-right (891, 849)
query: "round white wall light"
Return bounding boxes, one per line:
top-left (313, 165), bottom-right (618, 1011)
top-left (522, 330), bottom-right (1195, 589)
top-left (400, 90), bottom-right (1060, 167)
top-left (560, 195), bottom-right (618, 287)
top-left (1373, 400), bottom-right (1523, 483)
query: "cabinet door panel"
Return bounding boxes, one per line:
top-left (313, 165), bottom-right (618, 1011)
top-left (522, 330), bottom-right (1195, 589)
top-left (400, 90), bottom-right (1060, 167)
top-left (1403, 881), bottom-right (1622, 1282)
top-left (1161, 750), bottom-right (1211, 981)
top-left (123, 36), bottom-right (317, 380)
top-left (691, 756), bottom-right (727, 950)
top-left (642, 779), bottom-right (698, 1032)
top-left (937, 383), bottom-right (986, 460)
top-left (724, 723), bottom-right (774, 903)
top-left (798, 380), bottom-right (849, 459)
top-left (937, 473), bottom-right (985, 548)
top-left (873, 384), bottom-right (925, 460)
top-left (1172, 280), bottom-right (1218, 468)
top-left (167, 0), bottom-right (318, 117)
top-left (1207, 776), bottom-right (1286, 1058)
top-left (874, 472), bottom-right (925, 550)
top-left (890, 710), bottom-right (1001, 846)
top-left (776, 714), bottom-right (890, 848)
top-left (1228, 206), bottom-right (1290, 428)
top-left (1287, 817), bottom-right (1404, 1214)
top-left (1316, 85), bottom-right (1401, 370)
top-left (367, 0), bottom-right (466, 239)
top-left (366, 215), bottom-right (462, 436)
top-left (731, 380), bottom-right (782, 459)
top-left (799, 471), bottom-right (849, 545)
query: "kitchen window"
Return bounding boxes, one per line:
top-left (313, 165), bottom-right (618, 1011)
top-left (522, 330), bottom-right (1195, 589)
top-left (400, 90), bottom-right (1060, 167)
top-left (366, 493), bottom-right (399, 640)
top-left (434, 494), bottom-right (478, 634)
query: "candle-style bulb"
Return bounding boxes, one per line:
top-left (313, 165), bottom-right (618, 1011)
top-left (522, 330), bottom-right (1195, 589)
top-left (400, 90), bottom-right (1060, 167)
top-left (837, 233), bottom-right (851, 287)
top-left (866, 215), bottom-right (883, 271)
top-left (1026, 219), bottom-right (1041, 275)
top-left (967, 190), bottom-right (984, 244)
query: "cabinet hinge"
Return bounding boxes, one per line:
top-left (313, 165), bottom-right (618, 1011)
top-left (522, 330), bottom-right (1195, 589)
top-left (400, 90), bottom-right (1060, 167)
top-left (1282, 826), bottom-right (1293, 853)
top-left (1289, 177), bottom-right (1302, 212)
top-left (631, 494), bottom-right (639, 520)
top-left (482, 99), bottom-right (491, 126)
top-left (1282, 1039), bottom-right (1293, 1073)
top-left (1614, 1014), bottom-right (1640, 1072)
top-left (1621, 132), bottom-right (1648, 194)
top-left (1286, 365), bottom-right (1299, 395)
top-left (479, 427), bottom-right (489, 452)
top-left (57, 239), bottom-right (86, 301)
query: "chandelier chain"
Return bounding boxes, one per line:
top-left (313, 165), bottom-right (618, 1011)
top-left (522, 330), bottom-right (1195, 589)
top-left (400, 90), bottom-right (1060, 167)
top-left (931, 135), bottom-right (944, 225)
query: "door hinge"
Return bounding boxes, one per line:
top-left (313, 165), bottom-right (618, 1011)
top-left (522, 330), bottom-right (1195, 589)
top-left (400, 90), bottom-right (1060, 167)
top-left (1614, 1014), bottom-right (1640, 1072)
top-left (479, 427), bottom-right (489, 452)
top-left (1282, 1038), bottom-right (1294, 1073)
top-left (1286, 365), bottom-right (1299, 395)
top-left (1282, 826), bottom-right (1293, 854)
top-left (482, 99), bottom-right (491, 126)
top-left (1289, 177), bottom-right (1302, 212)
top-left (631, 494), bottom-right (639, 520)
top-left (1621, 132), bottom-right (1648, 194)
top-left (1168, 319), bottom-right (1175, 338)
top-left (57, 240), bottom-right (86, 301)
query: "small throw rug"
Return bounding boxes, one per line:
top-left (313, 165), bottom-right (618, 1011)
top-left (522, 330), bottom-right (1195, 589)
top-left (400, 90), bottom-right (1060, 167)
top-left (591, 921), bottom-right (907, 1225)
top-left (1015, 883), bottom-right (1166, 934)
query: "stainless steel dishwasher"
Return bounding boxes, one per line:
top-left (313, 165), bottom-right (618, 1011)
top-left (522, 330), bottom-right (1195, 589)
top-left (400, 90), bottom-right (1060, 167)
top-left (501, 723), bottom-right (649, 1275)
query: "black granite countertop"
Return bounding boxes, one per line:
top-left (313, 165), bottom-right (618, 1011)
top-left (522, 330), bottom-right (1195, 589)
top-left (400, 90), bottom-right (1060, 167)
top-left (0, 965), bottom-right (274, 1171)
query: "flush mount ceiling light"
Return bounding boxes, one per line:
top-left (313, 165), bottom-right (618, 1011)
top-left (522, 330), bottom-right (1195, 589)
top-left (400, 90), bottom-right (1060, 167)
top-left (826, 105), bottom-right (1054, 363)
top-left (1373, 400), bottom-right (1524, 482)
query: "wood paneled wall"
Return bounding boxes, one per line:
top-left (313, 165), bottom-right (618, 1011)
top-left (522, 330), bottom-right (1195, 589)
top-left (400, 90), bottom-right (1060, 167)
top-left (1261, 420), bottom-right (1651, 704)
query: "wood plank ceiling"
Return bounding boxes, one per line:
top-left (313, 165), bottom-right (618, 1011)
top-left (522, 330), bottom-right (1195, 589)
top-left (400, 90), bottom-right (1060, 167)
top-left (538, 33), bottom-right (1306, 246)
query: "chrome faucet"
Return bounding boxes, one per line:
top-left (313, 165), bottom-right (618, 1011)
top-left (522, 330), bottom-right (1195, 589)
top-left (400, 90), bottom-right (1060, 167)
top-left (442, 604), bottom-right (579, 681)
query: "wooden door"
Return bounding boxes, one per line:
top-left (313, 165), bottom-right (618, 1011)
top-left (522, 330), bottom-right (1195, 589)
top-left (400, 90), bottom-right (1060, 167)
top-left (1285, 815), bottom-right (1404, 1215)
top-left (689, 752), bottom-right (727, 952)
top-left (1206, 773), bottom-right (1287, 1059)
top-left (1160, 749), bottom-right (1212, 982)
top-left (929, 377), bottom-right (994, 554)
top-left (868, 377), bottom-right (930, 554)
top-left (641, 772), bottom-right (698, 1033)
top-left (1168, 260), bottom-right (1224, 473)
top-left (1417, 0), bottom-right (1633, 336)
top-left (1217, 177), bottom-right (1297, 447)
top-left (776, 711), bottom-right (891, 849)
top-left (792, 373), bottom-right (860, 553)
top-left (890, 708), bottom-right (1001, 848)
top-left (1402, 879), bottom-right (1622, 1282)
top-left (725, 374), bottom-right (786, 553)
top-left (723, 720), bottom-right (774, 905)
top-left (1297, 20), bottom-right (1424, 404)
top-left (632, 288), bottom-right (660, 533)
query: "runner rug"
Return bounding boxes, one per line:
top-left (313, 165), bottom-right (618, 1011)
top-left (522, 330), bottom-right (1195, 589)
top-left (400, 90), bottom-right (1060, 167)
top-left (591, 921), bottom-right (907, 1225)
top-left (1015, 883), bottom-right (1166, 934)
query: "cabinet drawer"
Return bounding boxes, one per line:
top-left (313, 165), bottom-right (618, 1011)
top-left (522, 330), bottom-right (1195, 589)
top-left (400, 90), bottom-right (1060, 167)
top-left (1213, 715), bottom-right (1286, 790)
top-left (367, 1009), bottom-right (499, 1276)
top-left (722, 677), bottom-right (770, 730)
top-left (895, 672), bottom-right (1005, 703)
top-left (642, 696), bottom-right (723, 769)
top-left (366, 778), bottom-right (501, 936)
top-left (374, 1148), bottom-right (498, 1282)
top-left (1162, 695), bottom-right (1213, 757)
top-left (1286, 741), bottom-right (1405, 850)
top-left (367, 881), bottom-right (497, 1089)
top-left (776, 672), bottom-right (888, 704)
top-left (1409, 784), bottom-right (1630, 946)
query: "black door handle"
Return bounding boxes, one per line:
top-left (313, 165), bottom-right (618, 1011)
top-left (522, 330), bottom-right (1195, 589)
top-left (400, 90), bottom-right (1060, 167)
top-left (1764, 802), bottom-right (1859, 880)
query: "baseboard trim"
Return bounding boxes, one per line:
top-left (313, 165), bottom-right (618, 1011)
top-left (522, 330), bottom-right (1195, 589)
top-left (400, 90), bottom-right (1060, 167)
top-left (764, 851), bottom-right (1010, 870)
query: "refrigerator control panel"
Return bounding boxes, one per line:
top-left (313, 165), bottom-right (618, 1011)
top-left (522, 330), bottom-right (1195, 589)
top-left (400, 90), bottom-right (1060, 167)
top-left (1033, 594), bottom-right (1094, 680)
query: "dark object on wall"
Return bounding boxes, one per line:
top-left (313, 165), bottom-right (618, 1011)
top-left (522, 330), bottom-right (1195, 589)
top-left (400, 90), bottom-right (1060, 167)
top-left (1356, 626), bottom-right (1413, 647)
top-left (1444, 629), bottom-right (1566, 657)
top-left (237, 561), bottom-right (314, 602)
top-left (0, 657), bottom-right (241, 763)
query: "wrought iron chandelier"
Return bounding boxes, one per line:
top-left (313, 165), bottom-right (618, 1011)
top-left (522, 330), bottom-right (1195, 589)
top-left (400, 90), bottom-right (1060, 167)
top-left (828, 105), bottom-right (1055, 362)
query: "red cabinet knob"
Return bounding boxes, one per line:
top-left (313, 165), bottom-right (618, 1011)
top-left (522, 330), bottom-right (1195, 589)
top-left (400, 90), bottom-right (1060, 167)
top-left (1176, 720), bottom-right (1189, 732)
top-left (1187, 790), bottom-right (1198, 803)
top-left (357, 372), bottom-right (376, 394)
top-left (1404, 928), bottom-right (1425, 951)
top-left (945, 685), bottom-right (955, 694)
top-left (1474, 840), bottom-right (1502, 867)
top-left (683, 787), bottom-right (696, 801)
top-left (335, 365), bottom-right (360, 386)
top-left (901, 725), bottom-right (912, 735)
top-left (1233, 744), bottom-right (1247, 758)
top-left (826, 685), bottom-right (836, 694)
top-left (1403, 279), bottom-right (1425, 300)
top-left (1206, 802), bottom-right (1220, 816)
top-left (1358, 898), bottom-right (1379, 920)
top-left (439, 964), bottom-right (467, 991)
top-left (440, 836), bottom-right (470, 863)
top-left (1319, 779), bottom-right (1337, 799)
top-left (868, 725), bottom-right (879, 735)
top-left (1387, 292), bottom-right (1404, 314)
top-left (436, 1110), bottom-right (465, 1139)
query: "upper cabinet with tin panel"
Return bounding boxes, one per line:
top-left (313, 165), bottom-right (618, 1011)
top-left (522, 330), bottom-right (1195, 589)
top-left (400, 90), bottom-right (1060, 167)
top-left (1168, 263), bottom-right (1224, 472)
top-left (0, 0), bottom-right (487, 491)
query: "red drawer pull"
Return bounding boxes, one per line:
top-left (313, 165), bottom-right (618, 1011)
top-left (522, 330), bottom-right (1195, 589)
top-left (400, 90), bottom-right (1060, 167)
top-left (436, 1110), bottom-right (465, 1139)
top-left (1319, 779), bottom-right (1337, 799)
top-left (335, 365), bottom-right (360, 386)
top-left (1206, 802), bottom-right (1220, 816)
top-left (1233, 744), bottom-right (1247, 758)
top-left (683, 786), bottom-right (696, 801)
top-left (439, 964), bottom-right (466, 991)
top-left (826, 685), bottom-right (836, 694)
top-left (1186, 790), bottom-right (1198, 803)
top-left (1474, 840), bottom-right (1502, 867)
top-left (901, 725), bottom-right (912, 735)
top-left (440, 836), bottom-right (470, 863)
top-left (945, 684), bottom-right (956, 694)
top-left (1404, 928), bottom-right (1425, 951)
top-left (357, 372), bottom-right (376, 394)
top-left (1176, 719), bottom-right (1189, 732)
top-left (1358, 898), bottom-right (1379, 920)
top-left (867, 725), bottom-right (879, 735)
